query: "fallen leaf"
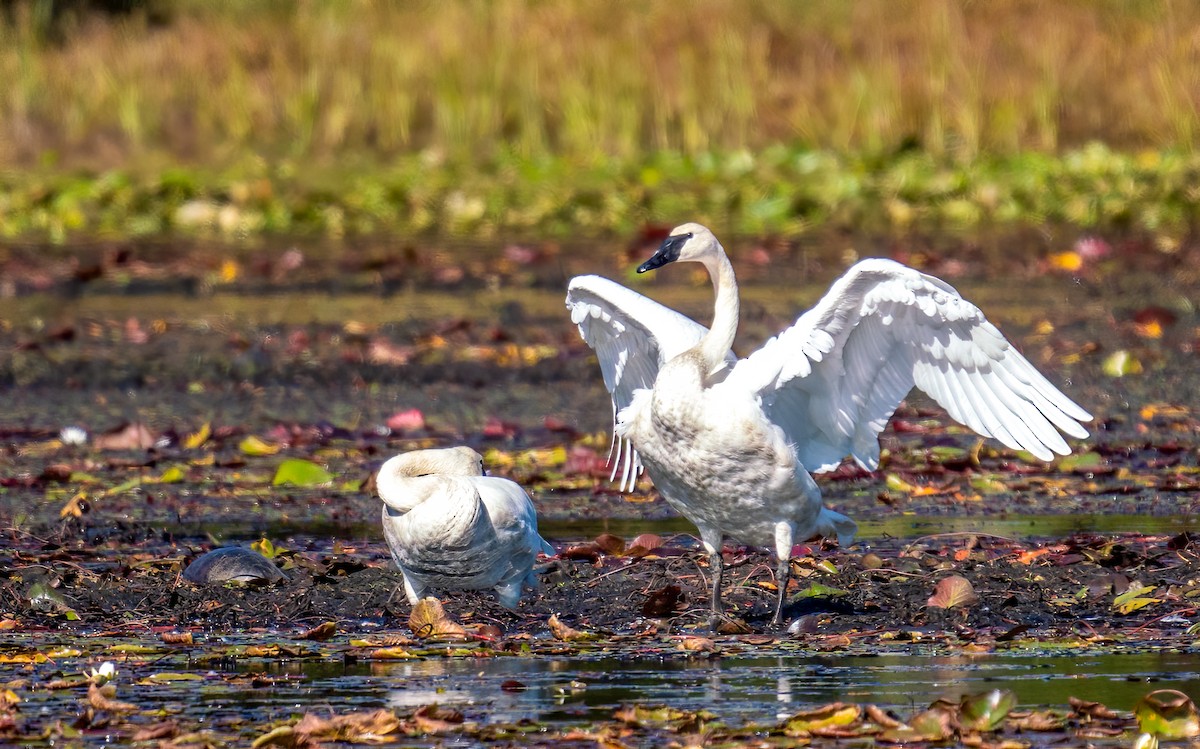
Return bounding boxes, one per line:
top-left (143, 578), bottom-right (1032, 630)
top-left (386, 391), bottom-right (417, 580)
top-left (625, 533), bottom-right (663, 557)
top-left (88, 683), bottom-right (137, 712)
top-left (132, 722), bottom-right (179, 741)
top-left (548, 613), bottom-right (599, 642)
top-left (961, 688), bottom-right (1017, 731)
top-left (240, 435), bottom-right (281, 456)
top-left (1048, 251), bottom-right (1083, 272)
top-left (413, 704), bottom-right (465, 733)
top-left (927, 575), bottom-right (979, 610)
top-left (183, 422), bottom-right (211, 449)
top-left (386, 408), bottom-right (425, 432)
top-left (301, 621), bottom-right (337, 641)
top-left (93, 422), bottom-right (156, 451)
top-left (408, 598), bottom-right (468, 640)
top-left (288, 708), bottom-right (403, 743)
top-left (1102, 350), bottom-right (1142, 377)
top-left (1136, 690), bottom-right (1200, 738)
top-left (642, 585), bottom-right (683, 618)
top-left (272, 458), bottom-right (334, 487)
top-left (678, 636), bottom-right (716, 653)
top-left (781, 703), bottom-right (862, 736)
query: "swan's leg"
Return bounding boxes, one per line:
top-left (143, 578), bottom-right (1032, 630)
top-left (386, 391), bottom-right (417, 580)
top-left (401, 570), bottom-right (426, 604)
top-left (771, 521), bottom-right (797, 627)
top-left (494, 579), bottom-right (522, 610)
top-left (699, 526), bottom-right (725, 629)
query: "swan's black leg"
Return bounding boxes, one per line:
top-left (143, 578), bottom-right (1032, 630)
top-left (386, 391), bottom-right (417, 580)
top-left (771, 553), bottom-right (790, 626)
top-left (708, 549), bottom-right (724, 631)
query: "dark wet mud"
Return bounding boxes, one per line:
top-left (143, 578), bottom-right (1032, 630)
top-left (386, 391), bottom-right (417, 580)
top-left (1, 234), bottom-right (1200, 745)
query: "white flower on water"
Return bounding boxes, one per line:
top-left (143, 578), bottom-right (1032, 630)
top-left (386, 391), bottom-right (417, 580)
top-left (59, 427), bottom-right (88, 446)
top-left (87, 661), bottom-right (117, 685)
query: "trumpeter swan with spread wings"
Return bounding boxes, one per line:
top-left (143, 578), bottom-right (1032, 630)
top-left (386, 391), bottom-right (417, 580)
top-left (566, 222), bottom-right (1090, 627)
top-left (377, 446), bottom-right (554, 609)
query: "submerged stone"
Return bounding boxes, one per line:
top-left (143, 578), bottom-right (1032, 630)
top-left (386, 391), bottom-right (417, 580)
top-left (182, 547), bottom-right (286, 585)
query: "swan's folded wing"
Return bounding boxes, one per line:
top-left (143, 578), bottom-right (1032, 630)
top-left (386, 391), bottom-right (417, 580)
top-left (724, 258), bottom-right (1091, 471)
top-left (476, 476), bottom-right (553, 572)
top-left (566, 274), bottom-right (713, 488)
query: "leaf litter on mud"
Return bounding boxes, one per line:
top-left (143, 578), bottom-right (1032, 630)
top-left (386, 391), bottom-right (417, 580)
top-left (2, 243), bottom-right (1200, 745)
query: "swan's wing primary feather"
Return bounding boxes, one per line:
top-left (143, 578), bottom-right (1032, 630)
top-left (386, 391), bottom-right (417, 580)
top-left (567, 274), bottom-right (715, 488)
top-left (724, 258), bottom-right (1092, 471)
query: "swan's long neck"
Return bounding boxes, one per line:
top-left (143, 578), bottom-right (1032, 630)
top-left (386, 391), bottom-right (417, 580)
top-left (378, 472), bottom-right (452, 513)
top-left (699, 247), bottom-right (739, 374)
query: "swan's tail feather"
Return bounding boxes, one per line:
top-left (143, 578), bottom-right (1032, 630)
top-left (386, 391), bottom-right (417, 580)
top-left (815, 508), bottom-right (857, 547)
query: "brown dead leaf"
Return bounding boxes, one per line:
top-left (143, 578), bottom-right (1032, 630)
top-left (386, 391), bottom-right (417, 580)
top-left (131, 721), bottom-right (179, 741)
top-left (408, 598), bottom-right (467, 640)
top-left (300, 621), bottom-right (337, 641)
top-left (641, 584), bottom-right (683, 618)
top-left (677, 636), bottom-right (717, 653)
top-left (412, 704), bottom-right (465, 733)
top-left (865, 704), bottom-right (904, 729)
top-left (160, 632), bottom-right (193, 645)
top-left (88, 683), bottom-right (137, 713)
top-left (291, 708), bottom-right (403, 742)
top-left (560, 542), bottom-right (603, 562)
top-left (1009, 710), bottom-right (1065, 731)
top-left (93, 422), bottom-right (156, 451)
top-left (1070, 696), bottom-right (1121, 720)
top-left (927, 575), bottom-right (979, 609)
top-left (548, 613), bottom-right (600, 642)
top-left (716, 617), bottom-right (752, 635)
top-left (594, 533), bottom-right (626, 555)
top-left (625, 533), bottom-right (663, 557)
top-left (1014, 548), bottom-right (1050, 565)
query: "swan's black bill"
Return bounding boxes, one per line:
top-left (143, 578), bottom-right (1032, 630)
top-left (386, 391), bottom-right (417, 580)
top-left (637, 232), bottom-right (692, 273)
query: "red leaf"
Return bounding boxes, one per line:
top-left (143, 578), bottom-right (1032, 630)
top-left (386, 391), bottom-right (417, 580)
top-left (386, 409), bottom-right (425, 432)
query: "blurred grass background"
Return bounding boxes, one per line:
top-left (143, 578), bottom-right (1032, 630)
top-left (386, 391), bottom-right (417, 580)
top-left (2, 0), bottom-right (1198, 169)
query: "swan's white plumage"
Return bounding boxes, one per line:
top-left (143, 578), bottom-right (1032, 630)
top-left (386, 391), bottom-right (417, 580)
top-left (376, 446), bottom-right (554, 609)
top-left (566, 223), bottom-right (1090, 625)
top-left (722, 257), bottom-right (1091, 472)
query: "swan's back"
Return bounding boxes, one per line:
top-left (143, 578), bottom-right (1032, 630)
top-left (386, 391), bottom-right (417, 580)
top-left (378, 447), bottom-right (551, 607)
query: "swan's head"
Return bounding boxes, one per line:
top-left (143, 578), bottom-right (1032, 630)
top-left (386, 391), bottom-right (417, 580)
top-left (637, 222), bottom-right (719, 273)
top-left (378, 446), bottom-right (485, 482)
top-left (376, 446), bottom-right (486, 511)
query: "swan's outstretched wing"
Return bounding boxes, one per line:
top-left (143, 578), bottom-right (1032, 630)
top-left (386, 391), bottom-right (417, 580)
top-left (567, 274), bottom-right (716, 488)
top-left (723, 258), bottom-right (1091, 471)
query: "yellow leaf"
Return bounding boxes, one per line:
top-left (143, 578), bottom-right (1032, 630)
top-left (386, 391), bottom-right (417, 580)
top-left (1049, 251), bottom-right (1083, 271)
top-left (60, 491), bottom-right (88, 518)
top-left (367, 646), bottom-right (419, 659)
top-left (183, 422), bottom-right (211, 449)
top-left (219, 259), bottom-right (240, 282)
top-left (782, 703), bottom-right (862, 735)
top-left (1135, 320), bottom-right (1163, 339)
top-left (239, 435), bottom-right (280, 456)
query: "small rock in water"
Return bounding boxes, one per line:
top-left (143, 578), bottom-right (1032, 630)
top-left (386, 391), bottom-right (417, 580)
top-left (182, 547), bottom-right (286, 585)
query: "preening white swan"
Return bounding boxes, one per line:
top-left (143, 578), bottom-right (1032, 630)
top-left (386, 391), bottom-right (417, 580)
top-left (567, 222), bottom-right (1091, 626)
top-left (376, 446), bottom-right (554, 609)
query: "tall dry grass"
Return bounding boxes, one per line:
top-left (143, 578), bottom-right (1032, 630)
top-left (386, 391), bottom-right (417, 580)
top-left (1, 0), bottom-right (1198, 169)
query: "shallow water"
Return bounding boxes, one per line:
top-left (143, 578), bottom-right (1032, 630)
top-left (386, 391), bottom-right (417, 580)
top-left (8, 632), bottom-right (1198, 733)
